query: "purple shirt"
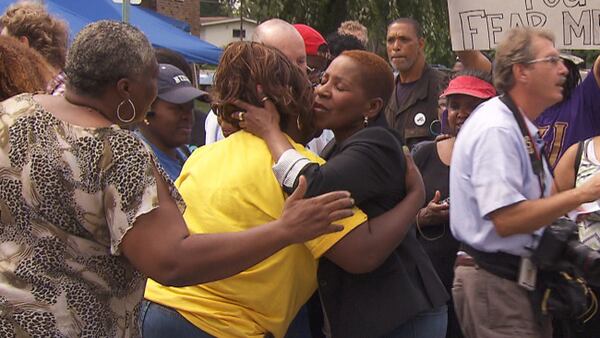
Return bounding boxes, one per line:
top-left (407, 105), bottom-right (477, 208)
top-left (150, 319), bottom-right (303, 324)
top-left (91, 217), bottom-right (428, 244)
top-left (395, 80), bottom-right (417, 107)
top-left (535, 73), bottom-right (600, 168)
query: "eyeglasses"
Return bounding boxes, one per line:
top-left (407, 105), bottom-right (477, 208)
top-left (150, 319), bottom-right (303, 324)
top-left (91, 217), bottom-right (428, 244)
top-left (306, 65), bottom-right (325, 88)
top-left (524, 55), bottom-right (563, 65)
top-left (307, 65), bottom-right (325, 78)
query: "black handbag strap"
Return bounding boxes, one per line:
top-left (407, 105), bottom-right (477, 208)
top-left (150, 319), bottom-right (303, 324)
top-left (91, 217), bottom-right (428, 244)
top-left (499, 94), bottom-right (548, 198)
top-left (574, 140), bottom-right (585, 174)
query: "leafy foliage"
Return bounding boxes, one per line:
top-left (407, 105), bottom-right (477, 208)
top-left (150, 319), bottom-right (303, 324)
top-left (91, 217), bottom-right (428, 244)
top-left (203, 1), bottom-right (600, 68)
top-left (206, 0), bottom-right (455, 66)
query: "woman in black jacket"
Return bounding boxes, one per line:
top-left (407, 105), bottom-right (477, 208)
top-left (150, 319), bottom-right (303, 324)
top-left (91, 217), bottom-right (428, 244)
top-left (238, 50), bottom-right (448, 338)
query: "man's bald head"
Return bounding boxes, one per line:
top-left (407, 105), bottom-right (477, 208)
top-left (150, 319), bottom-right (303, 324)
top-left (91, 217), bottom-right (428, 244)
top-left (253, 19), bottom-right (307, 72)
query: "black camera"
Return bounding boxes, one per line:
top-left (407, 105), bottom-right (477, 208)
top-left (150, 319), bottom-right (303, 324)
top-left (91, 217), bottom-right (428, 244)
top-left (531, 218), bottom-right (600, 286)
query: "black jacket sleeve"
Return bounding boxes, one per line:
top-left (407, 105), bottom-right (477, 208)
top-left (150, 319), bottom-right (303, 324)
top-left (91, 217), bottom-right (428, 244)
top-left (292, 127), bottom-right (406, 204)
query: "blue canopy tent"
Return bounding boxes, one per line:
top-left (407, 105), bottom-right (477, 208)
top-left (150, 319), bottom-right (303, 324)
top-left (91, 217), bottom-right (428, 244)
top-left (0, 0), bottom-right (221, 64)
top-left (138, 6), bottom-right (190, 33)
top-left (44, 2), bottom-right (89, 34)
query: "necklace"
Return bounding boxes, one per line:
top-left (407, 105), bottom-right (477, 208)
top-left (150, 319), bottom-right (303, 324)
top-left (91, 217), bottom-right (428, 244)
top-left (63, 94), bottom-right (112, 125)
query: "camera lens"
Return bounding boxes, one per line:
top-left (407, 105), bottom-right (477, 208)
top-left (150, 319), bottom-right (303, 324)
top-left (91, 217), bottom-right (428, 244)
top-left (565, 241), bottom-right (600, 286)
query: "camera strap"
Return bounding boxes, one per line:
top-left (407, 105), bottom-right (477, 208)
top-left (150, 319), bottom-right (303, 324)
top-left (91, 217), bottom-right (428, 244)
top-left (499, 94), bottom-right (547, 198)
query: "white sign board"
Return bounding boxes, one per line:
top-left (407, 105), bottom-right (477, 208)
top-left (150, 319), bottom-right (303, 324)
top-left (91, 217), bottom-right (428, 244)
top-left (448, 0), bottom-right (600, 50)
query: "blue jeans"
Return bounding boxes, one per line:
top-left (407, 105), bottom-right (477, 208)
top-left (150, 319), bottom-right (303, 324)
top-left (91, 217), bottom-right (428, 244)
top-left (139, 300), bottom-right (215, 338)
top-left (285, 305), bottom-right (311, 338)
top-left (382, 305), bottom-right (448, 338)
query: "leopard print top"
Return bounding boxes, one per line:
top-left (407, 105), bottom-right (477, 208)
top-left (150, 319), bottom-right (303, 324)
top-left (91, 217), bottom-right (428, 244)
top-left (0, 94), bottom-right (185, 337)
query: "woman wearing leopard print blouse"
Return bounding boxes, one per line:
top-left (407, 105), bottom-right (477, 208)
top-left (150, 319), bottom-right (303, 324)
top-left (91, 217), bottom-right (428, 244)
top-left (0, 21), bottom-right (354, 337)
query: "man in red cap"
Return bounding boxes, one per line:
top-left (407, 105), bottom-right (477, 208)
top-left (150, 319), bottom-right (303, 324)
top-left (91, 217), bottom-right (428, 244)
top-left (293, 23), bottom-right (329, 86)
top-left (291, 23), bottom-right (335, 155)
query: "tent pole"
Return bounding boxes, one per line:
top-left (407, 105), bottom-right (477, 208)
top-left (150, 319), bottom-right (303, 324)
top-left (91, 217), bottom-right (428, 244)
top-left (122, 0), bottom-right (130, 23)
top-left (192, 63), bottom-right (199, 88)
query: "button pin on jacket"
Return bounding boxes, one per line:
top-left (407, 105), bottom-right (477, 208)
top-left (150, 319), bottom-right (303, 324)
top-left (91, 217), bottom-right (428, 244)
top-left (414, 112), bottom-right (426, 126)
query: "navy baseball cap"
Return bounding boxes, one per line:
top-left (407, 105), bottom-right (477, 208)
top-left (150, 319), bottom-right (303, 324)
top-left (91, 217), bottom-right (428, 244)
top-left (157, 63), bottom-right (208, 104)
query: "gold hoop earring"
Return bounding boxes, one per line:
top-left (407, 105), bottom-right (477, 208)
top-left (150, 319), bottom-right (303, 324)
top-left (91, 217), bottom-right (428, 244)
top-left (116, 99), bottom-right (136, 123)
top-left (363, 116), bottom-right (369, 128)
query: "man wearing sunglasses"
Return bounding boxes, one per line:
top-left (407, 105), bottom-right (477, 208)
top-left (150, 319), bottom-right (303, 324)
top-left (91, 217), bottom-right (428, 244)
top-left (450, 27), bottom-right (600, 338)
top-left (292, 23), bottom-right (329, 87)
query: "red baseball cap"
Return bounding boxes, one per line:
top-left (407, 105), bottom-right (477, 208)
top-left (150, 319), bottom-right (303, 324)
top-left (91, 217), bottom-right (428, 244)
top-left (441, 75), bottom-right (496, 99)
top-left (293, 23), bottom-right (326, 56)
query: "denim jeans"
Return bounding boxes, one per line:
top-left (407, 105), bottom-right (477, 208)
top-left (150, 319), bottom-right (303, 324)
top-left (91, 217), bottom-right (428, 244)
top-left (381, 305), bottom-right (448, 338)
top-left (139, 300), bottom-right (215, 338)
top-left (284, 305), bottom-right (311, 338)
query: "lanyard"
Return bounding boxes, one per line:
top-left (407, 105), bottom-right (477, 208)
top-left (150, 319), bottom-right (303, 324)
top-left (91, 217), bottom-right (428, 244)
top-left (499, 94), bottom-right (547, 198)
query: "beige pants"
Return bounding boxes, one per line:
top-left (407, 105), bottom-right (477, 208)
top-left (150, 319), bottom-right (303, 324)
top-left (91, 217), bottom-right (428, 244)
top-left (452, 265), bottom-right (552, 338)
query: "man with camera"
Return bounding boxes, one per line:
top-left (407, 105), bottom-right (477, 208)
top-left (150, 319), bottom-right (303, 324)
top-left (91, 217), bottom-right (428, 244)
top-left (450, 27), bottom-right (600, 338)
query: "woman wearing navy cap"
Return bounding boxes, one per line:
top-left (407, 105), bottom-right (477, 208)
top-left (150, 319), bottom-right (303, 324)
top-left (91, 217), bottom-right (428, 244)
top-left (137, 63), bottom-right (208, 181)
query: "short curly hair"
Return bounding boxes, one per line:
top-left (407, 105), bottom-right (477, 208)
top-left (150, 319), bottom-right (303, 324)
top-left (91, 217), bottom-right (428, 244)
top-left (1, 2), bottom-right (68, 70)
top-left (340, 50), bottom-right (394, 110)
top-left (326, 32), bottom-right (365, 59)
top-left (64, 20), bottom-right (156, 97)
top-left (213, 41), bottom-right (314, 137)
top-left (337, 20), bottom-right (368, 46)
top-left (0, 36), bottom-right (54, 101)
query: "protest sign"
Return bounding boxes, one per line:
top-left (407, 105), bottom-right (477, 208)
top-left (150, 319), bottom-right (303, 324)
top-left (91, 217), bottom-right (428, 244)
top-left (448, 0), bottom-right (600, 50)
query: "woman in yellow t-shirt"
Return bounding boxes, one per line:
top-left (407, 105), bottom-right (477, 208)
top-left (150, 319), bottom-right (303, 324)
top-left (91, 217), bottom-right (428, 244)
top-left (142, 42), bottom-right (425, 338)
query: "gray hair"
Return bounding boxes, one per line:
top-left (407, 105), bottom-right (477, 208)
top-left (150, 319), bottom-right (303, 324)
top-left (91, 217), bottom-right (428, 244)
top-left (493, 27), bottom-right (554, 93)
top-left (64, 20), bottom-right (155, 96)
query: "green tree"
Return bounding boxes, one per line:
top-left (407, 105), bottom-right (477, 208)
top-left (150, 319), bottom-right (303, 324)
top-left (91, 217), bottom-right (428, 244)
top-left (214, 0), bottom-right (599, 70)
top-left (575, 50), bottom-right (599, 68)
top-left (222, 0), bottom-right (454, 66)
top-left (200, 0), bottom-right (227, 16)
